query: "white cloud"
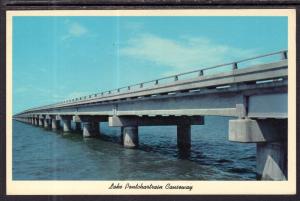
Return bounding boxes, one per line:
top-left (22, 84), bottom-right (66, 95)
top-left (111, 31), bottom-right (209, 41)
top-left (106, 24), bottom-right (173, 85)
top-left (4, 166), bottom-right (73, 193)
top-left (120, 34), bottom-right (257, 75)
top-left (62, 22), bottom-right (88, 41)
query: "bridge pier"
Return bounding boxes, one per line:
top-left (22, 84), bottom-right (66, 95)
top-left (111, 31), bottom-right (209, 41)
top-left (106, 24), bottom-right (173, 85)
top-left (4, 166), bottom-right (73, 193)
top-left (34, 118), bottom-right (38, 126)
top-left (62, 119), bottom-right (71, 132)
top-left (72, 115), bottom-right (106, 137)
top-left (38, 116), bottom-right (44, 127)
top-left (109, 116), bottom-right (203, 149)
top-left (60, 116), bottom-right (72, 132)
top-left (44, 116), bottom-right (52, 129)
top-left (177, 124), bottom-right (191, 150)
top-left (122, 126), bottom-right (139, 148)
top-left (44, 119), bottom-right (50, 129)
top-left (229, 118), bottom-right (287, 180)
top-left (82, 122), bottom-right (99, 137)
top-left (256, 141), bottom-right (287, 180)
top-left (51, 118), bottom-right (59, 131)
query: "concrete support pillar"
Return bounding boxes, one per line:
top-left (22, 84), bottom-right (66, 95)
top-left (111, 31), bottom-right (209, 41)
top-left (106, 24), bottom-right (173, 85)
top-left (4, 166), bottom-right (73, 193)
top-left (229, 119), bottom-right (287, 181)
top-left (108, 116), bottom-right (203, 149)
top-left (256, 142), bottom-right (287, 180)
top-left (44, 119), bottom-right (50, 129)
top-left (82, 122), bottom-right (99, 137)
top-left (39, 118), bottom-right (44, 127)
top-left (122, 126), bottom-right (139, 148)
top-left (51, 119), bottom-right (59, 130)
top-left (177, 124), bottom-right (191, 149)
top-left (34, 118), bottom-right (38, 126)
top-left (62, 119), bottom-right (71, 132)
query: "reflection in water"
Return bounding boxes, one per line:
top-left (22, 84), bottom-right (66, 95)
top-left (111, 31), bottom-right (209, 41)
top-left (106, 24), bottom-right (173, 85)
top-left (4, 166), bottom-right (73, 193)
top-left (177, 148), bottom-right (191, 159)
top-left (13, 116), bottom-right (256, 180)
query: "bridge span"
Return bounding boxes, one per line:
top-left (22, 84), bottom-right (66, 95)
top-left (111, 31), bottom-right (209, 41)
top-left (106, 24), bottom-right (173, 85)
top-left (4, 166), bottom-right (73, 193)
top-left (14, 50), bottom-right (288, 181)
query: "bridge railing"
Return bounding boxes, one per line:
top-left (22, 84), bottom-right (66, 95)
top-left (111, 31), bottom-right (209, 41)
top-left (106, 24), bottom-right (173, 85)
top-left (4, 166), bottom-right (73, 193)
top-left (17, 49), bottom-right (288, 115)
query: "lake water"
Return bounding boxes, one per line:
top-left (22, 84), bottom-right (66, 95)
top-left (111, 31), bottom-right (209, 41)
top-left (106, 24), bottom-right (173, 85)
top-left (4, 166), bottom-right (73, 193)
top-left (13, 116), bottom-right (256, 180)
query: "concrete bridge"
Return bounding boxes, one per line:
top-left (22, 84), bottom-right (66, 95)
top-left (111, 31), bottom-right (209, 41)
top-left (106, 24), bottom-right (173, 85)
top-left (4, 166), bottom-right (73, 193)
top-left (13, 50), bottom-right (288, 181)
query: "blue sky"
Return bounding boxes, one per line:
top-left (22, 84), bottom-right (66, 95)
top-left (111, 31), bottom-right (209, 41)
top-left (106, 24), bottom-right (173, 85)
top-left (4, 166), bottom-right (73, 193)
top-left (13, 16), bottom-right (287, 114)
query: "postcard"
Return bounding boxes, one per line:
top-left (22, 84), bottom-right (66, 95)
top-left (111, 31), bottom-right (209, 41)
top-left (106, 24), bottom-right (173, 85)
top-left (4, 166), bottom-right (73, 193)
top-left (5, 9), bottom-right (296, 195)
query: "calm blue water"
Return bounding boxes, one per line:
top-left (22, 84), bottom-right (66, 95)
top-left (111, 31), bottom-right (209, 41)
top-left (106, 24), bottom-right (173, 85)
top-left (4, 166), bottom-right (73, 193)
top-left (13, 116), bottom-right (256, 180)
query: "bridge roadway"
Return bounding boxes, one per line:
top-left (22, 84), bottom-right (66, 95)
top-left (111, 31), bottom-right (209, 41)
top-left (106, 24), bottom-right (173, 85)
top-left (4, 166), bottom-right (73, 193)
top-left (14, 50), bottom-right (288, 181)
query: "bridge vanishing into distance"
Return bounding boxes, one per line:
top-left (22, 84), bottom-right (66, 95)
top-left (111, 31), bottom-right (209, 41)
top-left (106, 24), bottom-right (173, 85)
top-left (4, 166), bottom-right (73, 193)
top-left (14, 50), bottom-right (288, 181)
